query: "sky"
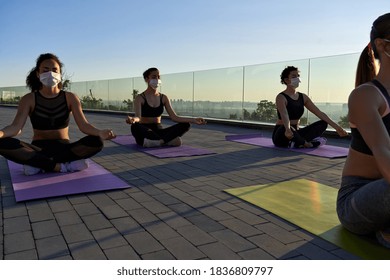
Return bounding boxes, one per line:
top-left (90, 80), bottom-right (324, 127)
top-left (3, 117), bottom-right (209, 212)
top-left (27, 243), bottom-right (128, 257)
top-left (0, 0), bottom-right (389, 87)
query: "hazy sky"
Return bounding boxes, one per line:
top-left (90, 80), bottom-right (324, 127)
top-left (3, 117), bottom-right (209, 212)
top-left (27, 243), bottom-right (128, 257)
top-left (0, 0), bottom-right (389, 87)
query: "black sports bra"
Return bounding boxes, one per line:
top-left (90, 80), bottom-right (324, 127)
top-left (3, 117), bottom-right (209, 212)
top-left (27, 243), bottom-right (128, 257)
top-left (350, 80), bottom-right (390, 155)
top-left (277, 92), bottom-right (304, 120)
top-left (140, 93), bottom-right (164, 117)
top-left (30, 90), bottom-right (70, 130)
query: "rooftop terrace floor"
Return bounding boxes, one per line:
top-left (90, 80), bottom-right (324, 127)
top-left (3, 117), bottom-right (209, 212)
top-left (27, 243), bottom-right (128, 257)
top-left (0, 106), bottom-right (359, 260)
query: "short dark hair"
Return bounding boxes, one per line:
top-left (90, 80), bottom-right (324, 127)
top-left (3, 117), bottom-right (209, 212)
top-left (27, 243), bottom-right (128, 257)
top-left (143, 67), bottom-right (159, 81)
top-left (280, 66), bottom-right (298, 85)
top-left (26, 53), bottom-right (63, 91)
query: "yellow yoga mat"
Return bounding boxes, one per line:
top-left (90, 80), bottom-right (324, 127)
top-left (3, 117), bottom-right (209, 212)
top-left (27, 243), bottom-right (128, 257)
top-left (224, 179), bottom-right (390, 260)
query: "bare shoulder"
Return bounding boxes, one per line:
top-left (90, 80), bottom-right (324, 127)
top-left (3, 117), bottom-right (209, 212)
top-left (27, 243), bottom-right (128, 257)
top-left (19, 92), bottom-right (34, 106)
top-left (349, 83), bottom-right (382, 106)
top-left (12, 92), bottom-right (35, 117)
top-left (64, 91), bottom-right (78, 99)
top-left (300, 92), bottom-right (309, 99)
top-left (298, 92), bottom-right (310, 103)
top-left (161, 93), bottom-right (170, 104)
top-left (21, 91), bottom-right (34, 100)
top-left (348, 84), bottom-right (384, 125)
top-left (275, 93), bottom-right (286, 102)
top-left (134, 94), bottom-right (144, 103)
top-left (64, 91), bottom-right (82, 104)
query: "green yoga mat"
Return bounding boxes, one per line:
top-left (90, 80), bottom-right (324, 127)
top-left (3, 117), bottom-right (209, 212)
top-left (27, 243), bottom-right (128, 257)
top-left (224, 179), bottom-right (390, 259)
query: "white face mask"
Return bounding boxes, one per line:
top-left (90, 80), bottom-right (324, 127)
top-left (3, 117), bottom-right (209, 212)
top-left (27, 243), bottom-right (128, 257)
top-left (149, 79), bottom-right (161, 89)
top-left (39, 71), bottom-right (61, 88)
top-left (290, 77), bottom-right (300, 88)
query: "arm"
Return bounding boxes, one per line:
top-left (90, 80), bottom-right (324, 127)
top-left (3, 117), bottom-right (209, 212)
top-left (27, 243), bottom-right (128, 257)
top-left (0, 94), bottom-right (32, 138)
top-left (303, 94), bottom-right (348, 137)
top-left (275, 94), bottom-right (293, 139)
top-left (163, 95), bottom-right (206, 125)
top-left (68, 92), bottom-right (115, 140)
top-left (126, 95), bottom-right (142, 124)
top-left (349, 87), bottom-right (390, 182)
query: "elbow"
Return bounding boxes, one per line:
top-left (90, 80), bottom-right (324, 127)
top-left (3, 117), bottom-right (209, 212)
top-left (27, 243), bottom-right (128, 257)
top-left (170, 115), bottom-right (180, 122)
top-left (78, 124), bottom-right (89, 135)
top-left (7, 128), bottom-right (22, 138)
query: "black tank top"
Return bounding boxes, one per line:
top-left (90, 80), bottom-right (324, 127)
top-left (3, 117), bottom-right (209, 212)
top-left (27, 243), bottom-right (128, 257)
top-left (30, 90), bottom-right (70, 130)
top-left (277, 92), bottom-right (304, 120)
top-left (140, 93), bottom-right (164, 117)
top-left (350, 80), bottom-right (390, 155)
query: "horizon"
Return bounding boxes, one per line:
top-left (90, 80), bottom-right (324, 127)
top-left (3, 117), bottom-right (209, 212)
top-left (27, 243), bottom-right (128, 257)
top-left (0, 0), bottom-right (388, 87)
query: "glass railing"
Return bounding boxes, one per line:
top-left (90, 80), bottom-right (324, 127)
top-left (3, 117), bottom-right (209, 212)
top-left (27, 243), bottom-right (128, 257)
top-left (0, 52), bottom-right (359, 128)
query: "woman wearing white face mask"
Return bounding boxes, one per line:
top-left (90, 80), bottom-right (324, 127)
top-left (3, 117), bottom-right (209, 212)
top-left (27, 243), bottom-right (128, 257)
top-left (272, 66), bottom-right (348, 148)
top-left (337, 13), bottom-right (390, 249)
top-left (126, 67), bottom-right (206, 147)
top-left (0, 53), bottom-right (116, 175)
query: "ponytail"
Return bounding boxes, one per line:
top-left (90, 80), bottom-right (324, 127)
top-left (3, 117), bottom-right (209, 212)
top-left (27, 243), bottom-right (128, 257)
top-left (355, 44), bottom-right (376, 87)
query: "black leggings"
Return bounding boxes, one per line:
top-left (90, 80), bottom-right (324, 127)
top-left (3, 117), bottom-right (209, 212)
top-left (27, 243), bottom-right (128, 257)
top-left (272, 120), bottom-right (328, 148)
top-left (131, 122), bottom-right (190, 146)
top-left (0, 136), bottom-right (103, 171)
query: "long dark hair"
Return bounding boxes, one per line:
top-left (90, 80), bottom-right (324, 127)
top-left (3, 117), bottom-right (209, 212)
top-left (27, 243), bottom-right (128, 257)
top-left (355, 13), bottom-right (390, 87)
top-left (26, 53), bottom-right (63, 91)
top-left (355, 44), bottom-right (376, 87)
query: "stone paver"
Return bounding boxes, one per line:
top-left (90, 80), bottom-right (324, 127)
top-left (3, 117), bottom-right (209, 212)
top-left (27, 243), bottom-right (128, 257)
top-left (81, 213), bottom-right (112, 231)
top-left (68, 240), bottom-right (106, 260)
top-left (4, 231), bottom-right (35, 255)
top-left (198, 242), bottom-right (241, 260)
top-left (3, 216), bottom-right (31, 234)
top-left (36, 235), bottom-right (69, 260)
top-left (124, 231), bottom-right (164, 255)
top-left (0, 107), bottom-right (366, 259)
top-left (160, 236), bottom-right (206, 260)
top-left (32, 220), bottom-right (61, 239)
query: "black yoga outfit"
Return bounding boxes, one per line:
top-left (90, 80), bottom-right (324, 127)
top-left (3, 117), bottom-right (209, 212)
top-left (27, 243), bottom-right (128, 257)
top-left (0, 91), bottom-right (103, 171)
top-left (276, 92), bottom-right (305, 120)
top-left (349, 79), bottom-right (390, 155)
top-left (130, 93), bottom-right (190, 146)
top-left (272, 92), bottom-right (327, 147)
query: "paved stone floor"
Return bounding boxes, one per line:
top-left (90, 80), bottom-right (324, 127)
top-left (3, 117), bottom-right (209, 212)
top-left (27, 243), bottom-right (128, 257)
top-left (0, 106), bottom-right (360, 260)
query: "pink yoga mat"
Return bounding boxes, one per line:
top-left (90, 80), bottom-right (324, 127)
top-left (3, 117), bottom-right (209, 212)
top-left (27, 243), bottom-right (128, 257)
top-left (8, 160), bottom-right (130, 202)
top-left (112, 135), bottom-right (215, 158)
top-left (226, 134), bottom-right (348, 158)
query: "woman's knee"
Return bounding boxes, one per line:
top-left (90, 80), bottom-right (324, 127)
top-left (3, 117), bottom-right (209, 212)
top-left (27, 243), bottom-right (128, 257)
top-left (0, 137), bottom-right (21, 149)
top-left (72, 136), bottom-right (104, 159)
top-left (180, 122), bottom-right (191, 132)
top-left (130, 123), bottom-right (141, 133)
top-left (317, 120), bottom-right (328, 130)
top-left (83, 135), bottom-right (104, 150)
top-left (272, 136), bottom-right (289, 147)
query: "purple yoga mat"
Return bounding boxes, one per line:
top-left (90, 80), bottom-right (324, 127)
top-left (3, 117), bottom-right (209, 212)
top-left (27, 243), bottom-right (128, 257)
top-left (111, 135), bottom-right (215, 158)
top-left (8, 160), bottom-right (130, 202)
top-left (226, 134), bottom-right (348, 158)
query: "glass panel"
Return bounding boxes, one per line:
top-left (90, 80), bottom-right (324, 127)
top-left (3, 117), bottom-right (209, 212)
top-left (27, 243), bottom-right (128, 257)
top-left (244, 59), bottom-right (309, 124)
top-left (108, 78), bottom-right (133, 111)
top-left (0, 86), bottom-right (28, 104)
top-left (69, 81), bottom-right (88, 99)
top-left (161, 72), bottom-right (194, 116)
top-left (82, 80), bottom-right (109, 109)
top-left (308, 53), bottom-right (359, 128)
top-left (193, 67), bottom-right (243, 119)
top-left (133, 77), bottom-right (145, 96)
top-left (0, 52), bottom-right (360, 130)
